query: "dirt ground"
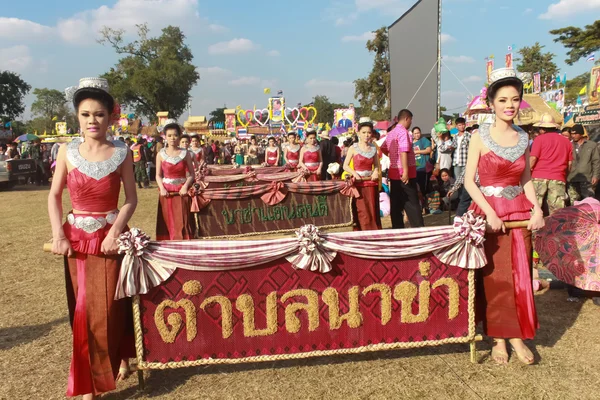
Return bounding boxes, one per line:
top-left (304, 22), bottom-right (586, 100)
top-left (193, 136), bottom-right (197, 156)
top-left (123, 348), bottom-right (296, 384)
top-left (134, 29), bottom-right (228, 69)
top-left (0, 185), bottom-right (598, 400)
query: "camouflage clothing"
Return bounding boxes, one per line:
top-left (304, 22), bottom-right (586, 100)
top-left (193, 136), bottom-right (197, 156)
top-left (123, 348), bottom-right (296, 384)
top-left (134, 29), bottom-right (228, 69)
top-left (134, 161), bottom-right (149, 187)
top-left (532, 178), bottom-right (566, 215)
top-left (567, 181), bottom-right (596, 203)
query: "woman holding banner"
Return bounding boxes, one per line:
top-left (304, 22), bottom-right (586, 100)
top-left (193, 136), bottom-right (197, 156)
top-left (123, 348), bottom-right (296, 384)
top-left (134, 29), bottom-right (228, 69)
top-left (343, 119), bottom-right (381, 230)
top-left (464, 68), bottom-right (545, 365)
top-left (155, 119), bottom-right (195, 240)
top-left (48, 77), bottom-right (137, 398)
top-left (299, 129), bottom-right (322, 181)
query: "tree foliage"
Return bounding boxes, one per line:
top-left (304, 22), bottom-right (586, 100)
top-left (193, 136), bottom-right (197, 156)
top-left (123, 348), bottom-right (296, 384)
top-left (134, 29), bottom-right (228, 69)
top-left (564, 72), bottom-right (590, 104)
top-left (0, 71), bottom-right (31, 120)
top-left (29, 88), bottom-right (77, 132)
top-left (31, 88), bottom-right (66, 119)
top-left (516, 42), bottom-right (559, 83)
top-left (550, 20), bottom-right (600, 65)
top-left (99, 24), bottom-right (200, 121)
top-left (29, 88), bottom-right (78, 133)
top-left (209, 106), bottom-right (226, 123)
top-left (311, 95), bottom-right (349, 125)
top-left (354, 27), bottom-right (390, 121)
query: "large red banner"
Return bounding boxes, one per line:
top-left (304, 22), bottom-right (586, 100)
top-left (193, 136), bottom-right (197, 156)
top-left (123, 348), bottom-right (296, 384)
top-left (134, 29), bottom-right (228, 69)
top-left (134, 253), bottom-right (474, 368)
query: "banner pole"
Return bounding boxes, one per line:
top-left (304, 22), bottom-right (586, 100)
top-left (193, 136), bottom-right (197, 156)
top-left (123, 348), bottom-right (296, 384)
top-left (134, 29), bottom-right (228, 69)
top-left (437, 0), bottom-right (442, 120)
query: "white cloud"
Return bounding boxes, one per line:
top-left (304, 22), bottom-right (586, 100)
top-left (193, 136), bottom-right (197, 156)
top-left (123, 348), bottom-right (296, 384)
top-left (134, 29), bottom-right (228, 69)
top-left (267, 50), bottom-right (280, 57)
top-left (326, 0), bottom-right (405, 27)
top-left (208, 38), bottom-right (258, 55)
top-left (443, 55), bottom-right (475, 63)
top-left (524, 8), bottom-right (533, 14)
top-left (0, 45), bottom-right (32, 71)
top-left (335, 13), bottom-right (359, 26)
top-left (355, 0), bottom-right (405, 13)
top-left (0, 18), bottom-right (53, 40)
top-left (228, 76), bottom-right (260, 86)
top-left (341, 31), bottom-right (375, 43)
top-left (462, 76), bottom-right (483, 83)
top-left (441, 33), bottom-right (455, 44)
top-left (198, 66), bottom-right (231, 77)
top-left (56, 0), bottom-right (201, 44)
top-left (208, 23), bottom-right (228, 33)
top-left (539, 0), bottom-right (600, 19)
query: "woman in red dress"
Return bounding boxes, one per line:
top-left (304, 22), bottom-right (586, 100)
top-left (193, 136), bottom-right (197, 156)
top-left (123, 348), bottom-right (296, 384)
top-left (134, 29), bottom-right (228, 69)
top-left (189, 134), bottom-right (204, 165)
top-left (265, 136), bottom-right (280, 166)
top-left (298, 129), bottom-right (322, 181)
top-left (283, 131), bottom-right (301, 170)
top-left (48, 77), bottom-right (137, 399)
top-left (155, 119), bottom-right (195, 240)
top-left (464, 68), bottom-right (545, 365)
top-left (343, 120), bottom-right (382, 230)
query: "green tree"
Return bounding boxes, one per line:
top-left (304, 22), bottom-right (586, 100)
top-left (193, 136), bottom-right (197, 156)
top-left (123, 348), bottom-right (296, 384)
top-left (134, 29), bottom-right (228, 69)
top-left (99, 24), bottom-right (200, 121)
top-left (311, 95), bottom-right (347, 125)
top-left (564, 72), bottom-right (590, 104)
top-left (354, 27), bottom-right (390, 121)
top-left (24, 117), bottom-right (49, 135)
top-left (209, 106), bottom-right (226, 123)
top-left (516, 42), bottom-right (559, 84)
top-left (0, 71), bottom-right (31, 120)
top-left (30, 88), bottom-right (69, 132)
top-left (550, 20), bottom-right (600, 65)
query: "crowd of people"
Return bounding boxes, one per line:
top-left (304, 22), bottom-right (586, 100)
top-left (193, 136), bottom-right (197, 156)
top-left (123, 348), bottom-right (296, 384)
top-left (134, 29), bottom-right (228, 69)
top-left (42, 71), bottom-right (600, 398)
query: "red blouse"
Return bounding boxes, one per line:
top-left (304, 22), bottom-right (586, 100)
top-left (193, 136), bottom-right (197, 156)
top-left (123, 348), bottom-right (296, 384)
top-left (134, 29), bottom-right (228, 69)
top-left (66, 139), bottom-right (127, 212)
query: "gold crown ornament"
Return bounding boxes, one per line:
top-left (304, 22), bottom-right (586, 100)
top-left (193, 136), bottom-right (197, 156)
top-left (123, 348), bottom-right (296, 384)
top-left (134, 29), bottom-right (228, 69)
top-left (358, 117), bottom-right (373, 124)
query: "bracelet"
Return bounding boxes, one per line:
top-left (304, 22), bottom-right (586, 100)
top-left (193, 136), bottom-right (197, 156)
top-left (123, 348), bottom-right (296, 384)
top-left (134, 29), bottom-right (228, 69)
top-left (52, 237), bottom-right (67, 242)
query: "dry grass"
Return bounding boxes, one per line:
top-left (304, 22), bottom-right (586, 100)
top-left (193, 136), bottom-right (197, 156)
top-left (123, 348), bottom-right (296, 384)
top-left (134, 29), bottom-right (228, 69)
top-left (0, 185), bottom-right (599, 400)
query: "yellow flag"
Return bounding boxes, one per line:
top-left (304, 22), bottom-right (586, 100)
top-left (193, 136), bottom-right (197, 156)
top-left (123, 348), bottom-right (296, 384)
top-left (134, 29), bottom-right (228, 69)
top-left (51, 116), bottom-right (58, 121)
top-left (579, 85), bottom-right (587, 95)
top-left (263, 88), bottom-right (271, 94)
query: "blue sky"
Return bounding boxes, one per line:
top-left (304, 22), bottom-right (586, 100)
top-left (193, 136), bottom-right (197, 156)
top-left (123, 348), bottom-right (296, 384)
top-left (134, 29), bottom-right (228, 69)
top-left (1, 0), bottom-right (599, 122)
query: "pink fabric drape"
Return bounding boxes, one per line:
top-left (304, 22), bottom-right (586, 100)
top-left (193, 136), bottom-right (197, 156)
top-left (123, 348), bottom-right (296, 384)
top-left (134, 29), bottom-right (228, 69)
top-left (114, 213), bottom-right (488, 299)
top-left (190, 180), bottom-right (360, 211)
top-left (67, 255), bottom-right (93, 396)
top-left (511, 228), bottom-right (538, 339)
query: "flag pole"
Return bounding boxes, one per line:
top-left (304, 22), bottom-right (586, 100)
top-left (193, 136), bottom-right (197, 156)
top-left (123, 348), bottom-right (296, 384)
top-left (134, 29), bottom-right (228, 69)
top-left (437, 0), bottom-right (442, 120)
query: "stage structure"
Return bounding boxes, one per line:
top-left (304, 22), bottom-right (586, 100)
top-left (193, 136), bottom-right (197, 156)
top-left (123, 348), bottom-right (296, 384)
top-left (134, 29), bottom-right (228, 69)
top-left (389, 0), bottom-right (440, 129)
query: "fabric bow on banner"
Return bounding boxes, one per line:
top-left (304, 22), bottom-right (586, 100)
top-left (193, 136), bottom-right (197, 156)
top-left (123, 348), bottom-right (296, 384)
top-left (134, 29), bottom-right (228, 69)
top-left (113, 212), bottom-right (488, 299)
top-left (260, 181), bottom-right (288, 205)
top-left (285, 225), bottom-right (337, 273)
top-left (115, 228), bottom-right (176, 299)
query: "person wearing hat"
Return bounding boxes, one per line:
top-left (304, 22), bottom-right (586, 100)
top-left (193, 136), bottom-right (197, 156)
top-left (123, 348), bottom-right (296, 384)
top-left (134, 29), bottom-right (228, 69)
top-left (530, 112), bottom-right (573, 215)
top-left (318, 129), bottom-right (337, 180)
top-left (464, 67), bottom-right (545, 365)
top-left (567, 124), bottom-right (599, 202)
top-left (49, 77), bottom-right (137, 397)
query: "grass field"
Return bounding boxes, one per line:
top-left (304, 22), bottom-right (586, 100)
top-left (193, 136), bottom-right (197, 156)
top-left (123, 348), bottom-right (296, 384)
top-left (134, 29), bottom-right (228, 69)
top-left (0, 185), bottom-right (598, 400)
